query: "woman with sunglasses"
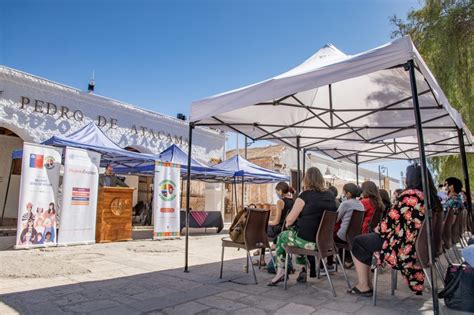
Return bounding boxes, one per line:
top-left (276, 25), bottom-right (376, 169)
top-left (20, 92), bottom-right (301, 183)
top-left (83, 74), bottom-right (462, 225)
top-left (443, 177), bottom-right (464, 215)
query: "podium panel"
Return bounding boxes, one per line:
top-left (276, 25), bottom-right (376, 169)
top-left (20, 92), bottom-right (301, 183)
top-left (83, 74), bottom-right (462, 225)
top-left (96, 187), bottom-right (133, 242)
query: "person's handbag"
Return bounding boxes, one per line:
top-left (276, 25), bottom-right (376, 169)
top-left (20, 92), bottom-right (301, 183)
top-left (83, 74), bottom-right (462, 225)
top-left (438, 263), bottom-right (474, 312)
top-left (267, 256), bottom-right (293, 274)
top-left (229, 208), bottom-right (248, 244)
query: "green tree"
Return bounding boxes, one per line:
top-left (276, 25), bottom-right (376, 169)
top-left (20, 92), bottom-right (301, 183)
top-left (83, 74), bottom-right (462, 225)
top-left (390, 0), bottom-right (473, 186)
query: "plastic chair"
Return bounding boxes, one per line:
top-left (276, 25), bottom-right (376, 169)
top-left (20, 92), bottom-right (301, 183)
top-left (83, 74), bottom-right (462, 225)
top-left (429, 209), bottom-right (448, 280)
top-left (461, 208), bottom-right (472, 245)
top-left (335, 210), bottom-right (364, 264)
top-left (369, 206), bottom-right (384, 233)
top-left (283, 211), bottom-right (350, 296)
top-left (442, 208), bottom-right (457, 263)
top-left (415, 220), bottom-right (436, 287)
top-left (451, 209), bottom-right (465, 261)
top-left (220, 208), bottom-right (273, 284)
top-left (432, 209), bottom-right (445, 259)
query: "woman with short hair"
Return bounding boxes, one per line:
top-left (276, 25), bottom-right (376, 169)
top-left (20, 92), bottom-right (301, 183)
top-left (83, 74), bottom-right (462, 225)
top-left (267, 167), bottom-right (337, 286)
top-left (443, 177), bottom-right (463, 214)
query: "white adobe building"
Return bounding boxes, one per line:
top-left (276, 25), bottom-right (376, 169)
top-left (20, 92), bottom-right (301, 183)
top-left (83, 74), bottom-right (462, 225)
top-left (0, 66), bottom-right (226, 223)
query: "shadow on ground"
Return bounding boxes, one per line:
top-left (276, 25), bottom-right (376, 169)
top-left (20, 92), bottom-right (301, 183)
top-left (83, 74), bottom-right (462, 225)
top-left (0, 253), bottom-right (444, 315)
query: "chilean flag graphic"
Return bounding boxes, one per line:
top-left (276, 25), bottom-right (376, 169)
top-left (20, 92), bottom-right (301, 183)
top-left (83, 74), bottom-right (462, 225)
top-left (29, 153), bottom-right (44, 169)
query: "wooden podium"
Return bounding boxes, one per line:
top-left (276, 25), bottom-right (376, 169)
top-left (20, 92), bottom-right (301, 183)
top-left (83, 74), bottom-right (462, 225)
top-left (96, 187), bottom-right (133, 243)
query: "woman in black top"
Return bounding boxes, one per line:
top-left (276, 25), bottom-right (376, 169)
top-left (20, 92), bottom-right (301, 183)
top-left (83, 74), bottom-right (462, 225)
top-left (267, 167), bottom-right (337, 286)
top-left (268, 182), bottom-right (295, 238)
top-left (255, 182), bottom-right (294, 266)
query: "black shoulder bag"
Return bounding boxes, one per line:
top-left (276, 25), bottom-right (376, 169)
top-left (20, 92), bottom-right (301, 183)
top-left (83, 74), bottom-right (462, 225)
top-left (438, 263), bottom-right (474, 312)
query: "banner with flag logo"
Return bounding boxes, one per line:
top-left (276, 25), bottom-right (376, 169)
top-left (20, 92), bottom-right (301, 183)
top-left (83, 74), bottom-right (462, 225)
top-left (153, 161), bottom-right (181, 239)
top-left (58, 147), bottom-right (100, 245)
top-left (16, 143), bottom-right (62, 249)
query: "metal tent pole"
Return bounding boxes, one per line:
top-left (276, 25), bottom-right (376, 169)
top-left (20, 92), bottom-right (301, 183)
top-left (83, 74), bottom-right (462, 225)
top-left (378, 165), bottom-right (382, 188)
top-left (296, 137), bottom-right (301, 195)
top-left (241, 175), bottom-right (245, 210)
top-left (302, 149), bottom-right (306, 174)
top-left (355, 154), bottom-right (359, 185)
top-left (180, 178), bottom-right (184, 206)
top-left (230, 179), bottom-right (234, 222)
top-left (244, 136), bottom-right (248, 159)
top-left (408, 59), bottom-right (439, 314)
top-left (0, 160), bottom-right (14, 226)
top-left (458, 128), bottom-right (472, 229)
top-left (233, 177), bottom-right (237, 213)
top-left (184, 123), bottom-right (194, 273)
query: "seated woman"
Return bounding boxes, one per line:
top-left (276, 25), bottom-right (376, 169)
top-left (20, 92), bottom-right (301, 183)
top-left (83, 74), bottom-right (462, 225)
top-left (443, 177), bottom-right (464, 215)
top-left (360, 181), bottom-right (385, 234)
top-left (255, 182), bottom-right (294, 265)
top-left (348, 164), bottom-right (441, 296)
top-left (323, 183), bottom-right (364, 272)
top-left (267, 167), bottom-right (337, 286)
top-left (335, 183), bottom-right (364, 244)
top-left (268, 182), bottom-right (295, 239)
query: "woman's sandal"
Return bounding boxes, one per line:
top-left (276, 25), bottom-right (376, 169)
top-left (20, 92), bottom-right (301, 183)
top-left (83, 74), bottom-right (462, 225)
top-left (347, 287), bottom-right (373, 297)
top-left (266, 274), bottom-right (288, 286)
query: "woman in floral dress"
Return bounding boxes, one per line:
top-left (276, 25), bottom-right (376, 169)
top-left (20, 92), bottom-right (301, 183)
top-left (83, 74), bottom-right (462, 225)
top-left (348, 164), bottom-right (442, 296)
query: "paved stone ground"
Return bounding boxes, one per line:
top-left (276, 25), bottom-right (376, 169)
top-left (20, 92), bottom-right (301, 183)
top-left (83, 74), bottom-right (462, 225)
top-left (0, 232), bottom-right (468, 314)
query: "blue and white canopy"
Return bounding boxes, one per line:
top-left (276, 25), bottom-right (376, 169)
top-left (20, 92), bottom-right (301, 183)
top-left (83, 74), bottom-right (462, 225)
top-left (114, 144), bottom-right (234, 181)
top-left (42, 122), bottom-right (156, 168)
top-left (213, 155), bottom-right (289, 183)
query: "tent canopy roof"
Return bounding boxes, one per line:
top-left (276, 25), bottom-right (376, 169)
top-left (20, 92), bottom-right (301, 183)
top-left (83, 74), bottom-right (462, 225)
top-left (158, 144), bottom-right (204, 168)
top-left (42, 122), bottom-right (156, 168)
top-left (309, 130), bottom-right (472, 164)
top-left (213, 155), bottom-right (289, 183)
top-left (190, 36), bottom-right (472, 162)
top-left (114, 144), bottom-right (235, 181)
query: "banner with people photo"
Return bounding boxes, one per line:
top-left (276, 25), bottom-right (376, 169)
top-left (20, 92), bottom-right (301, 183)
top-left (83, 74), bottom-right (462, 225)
top-left (16, 143), bottom-right (62, 249)
top-left (153, 161), bottom-right (181, 239)
top-left (58, 147), bottom-right (101, 245)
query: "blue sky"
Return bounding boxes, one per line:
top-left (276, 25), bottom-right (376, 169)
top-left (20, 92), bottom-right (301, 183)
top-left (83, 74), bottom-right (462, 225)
top-left (1, 0), bottom-right (421, 181)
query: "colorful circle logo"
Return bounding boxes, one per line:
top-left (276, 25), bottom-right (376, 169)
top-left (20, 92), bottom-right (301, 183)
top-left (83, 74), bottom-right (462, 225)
top-left (44, 156), bottom-right (56, 169)
top-left (159, 180), bottom-right (177, 201)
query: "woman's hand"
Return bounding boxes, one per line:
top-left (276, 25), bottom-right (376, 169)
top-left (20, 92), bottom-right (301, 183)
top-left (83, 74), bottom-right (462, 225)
top-left (373, 221), bottom-right (381, 234)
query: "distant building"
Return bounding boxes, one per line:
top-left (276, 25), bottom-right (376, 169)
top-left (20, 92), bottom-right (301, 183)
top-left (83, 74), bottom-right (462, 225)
top-left (0, 66), bottom-right (226, 224)
top-left (225, 145), bottom-right (400, 218)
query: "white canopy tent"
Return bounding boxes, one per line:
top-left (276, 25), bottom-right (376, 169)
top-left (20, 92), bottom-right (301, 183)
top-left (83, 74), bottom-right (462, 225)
top-left (189, 34), bottom-right (472, 194)
top-left (309, 129), bottom-right (473, 165)
top-left (186, 37), bottom-right (472, 313)
top-left (191, 36), bottom-right (470, 150)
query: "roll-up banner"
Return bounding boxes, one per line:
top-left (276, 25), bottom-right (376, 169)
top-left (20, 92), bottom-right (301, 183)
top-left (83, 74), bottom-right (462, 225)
top-left (58, 147), bottom-right (101, 245)
top-left (153, 161), bottom-right (181, 239)
top-left (16, 143), bottom-right (62, 249)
